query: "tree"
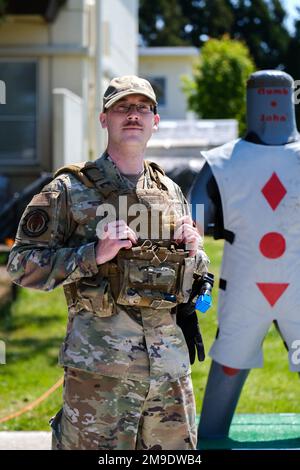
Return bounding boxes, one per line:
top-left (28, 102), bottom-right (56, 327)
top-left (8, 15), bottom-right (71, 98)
top-left (139, 0), bottom-right (291, 71)
top-left (285, 7), bottom-right (300, 128)
top-left (182, 37), bottom-right (255, 134)
top-left (139, 0), bottom-right (235, 47)
top-left (231, 0), bottom-right (290, 69)
top-left (139, 0), bottom-right (189, 46)
top-left (0, 0), bottom-right (7, 18)
top-left (179, 0), bottom-right (234, 45)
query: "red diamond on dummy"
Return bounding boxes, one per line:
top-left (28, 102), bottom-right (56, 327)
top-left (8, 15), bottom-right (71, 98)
top-left (261, 173), bottom-right (287, 210)
top-left (256, 282), bottom-right (289, 307)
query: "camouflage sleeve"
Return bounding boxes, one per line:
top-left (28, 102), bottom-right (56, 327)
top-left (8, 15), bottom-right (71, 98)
top-left (7, 177), bottom-right (99, 291)
top-left (173, 182), bottom-right (210, 275)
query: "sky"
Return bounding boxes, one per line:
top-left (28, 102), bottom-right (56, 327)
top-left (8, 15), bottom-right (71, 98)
top-left (282, 0), bottom-right (299, 33)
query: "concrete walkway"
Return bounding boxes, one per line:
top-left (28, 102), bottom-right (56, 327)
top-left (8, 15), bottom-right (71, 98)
top-left (0, 432), bottom-right (51, 450)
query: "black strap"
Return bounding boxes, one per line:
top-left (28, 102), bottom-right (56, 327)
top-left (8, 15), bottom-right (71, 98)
top-left (223, 229), bottom-right (235, 244)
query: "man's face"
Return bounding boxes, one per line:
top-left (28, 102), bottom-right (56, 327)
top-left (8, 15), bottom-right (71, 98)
top-left (100, 94), bottom-right (160, 148)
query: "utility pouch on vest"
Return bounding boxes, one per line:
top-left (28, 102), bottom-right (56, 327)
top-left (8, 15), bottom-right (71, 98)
top-left (180, 256), bottom-right (196, 302)
top-left (116, 246), bottom-right (195, 309)
top-left (76, 274), bottom-right (116, 317)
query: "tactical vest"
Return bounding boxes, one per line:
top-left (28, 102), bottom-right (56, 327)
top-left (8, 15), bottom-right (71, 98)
top-left (55, 155), bottom-right (195, 316)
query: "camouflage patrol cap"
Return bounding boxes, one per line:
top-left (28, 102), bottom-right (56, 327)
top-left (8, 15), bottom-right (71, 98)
top-left (103, 75), bottom-right (157, 111)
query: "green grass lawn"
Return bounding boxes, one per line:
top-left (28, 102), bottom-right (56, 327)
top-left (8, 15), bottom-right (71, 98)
top-left (0, 237), bottom-right (299, 431)
top-left (0, 287), bottom-right (66, 430)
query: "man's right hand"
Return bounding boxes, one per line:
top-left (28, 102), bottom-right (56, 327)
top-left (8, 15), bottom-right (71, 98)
top-left (95, 220), bottom-right (138, 265)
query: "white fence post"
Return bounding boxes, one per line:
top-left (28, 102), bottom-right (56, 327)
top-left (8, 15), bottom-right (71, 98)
top-left (0, 80), bottom-right (6, 105)
top-left (53, 88), bottom-right (84, 170)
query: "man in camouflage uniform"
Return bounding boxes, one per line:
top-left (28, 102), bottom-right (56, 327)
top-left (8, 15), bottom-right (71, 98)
top-left (7, 76), bottom-right (208, 450)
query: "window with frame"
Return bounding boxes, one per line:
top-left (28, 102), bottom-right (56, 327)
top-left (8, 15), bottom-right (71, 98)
top-left (0, 61), bottom-right (37, 164)
top-left (148, 77), bottom-right (166, 107)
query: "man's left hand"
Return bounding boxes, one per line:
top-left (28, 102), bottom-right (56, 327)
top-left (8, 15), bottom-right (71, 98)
top-left (173, 215), bottom-right (202, 257)
top-left (175, 303), bottom-right (205, 364)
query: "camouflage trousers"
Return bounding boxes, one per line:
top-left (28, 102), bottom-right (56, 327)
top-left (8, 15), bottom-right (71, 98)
top-left (50, 367), bottom-right (197, 450)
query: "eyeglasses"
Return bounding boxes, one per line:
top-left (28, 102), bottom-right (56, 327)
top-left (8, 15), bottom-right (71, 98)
top-left (111, 103), bottom-right (154, 114)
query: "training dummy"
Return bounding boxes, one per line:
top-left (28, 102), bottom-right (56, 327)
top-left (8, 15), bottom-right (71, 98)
top-left (190, 70), bottom-right (300, 440)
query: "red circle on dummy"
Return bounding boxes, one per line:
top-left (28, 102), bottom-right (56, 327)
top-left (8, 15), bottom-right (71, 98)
top-left (259, 232), bottom-right (286, 259)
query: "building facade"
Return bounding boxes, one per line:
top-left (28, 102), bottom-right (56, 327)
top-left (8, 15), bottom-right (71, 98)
top-left (0, 0), bottom-right (138, 193)
top-left (139, 46), bottom-right (199, 120)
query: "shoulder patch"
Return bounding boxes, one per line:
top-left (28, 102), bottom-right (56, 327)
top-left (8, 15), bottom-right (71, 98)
top-left (21, 209), bottom-right (49, 237)
top-left (29, 192), bottom-right (52, 207)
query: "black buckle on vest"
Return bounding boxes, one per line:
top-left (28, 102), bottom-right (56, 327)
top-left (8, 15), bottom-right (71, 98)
top-left (224, 229), bottom-right (235, 244)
